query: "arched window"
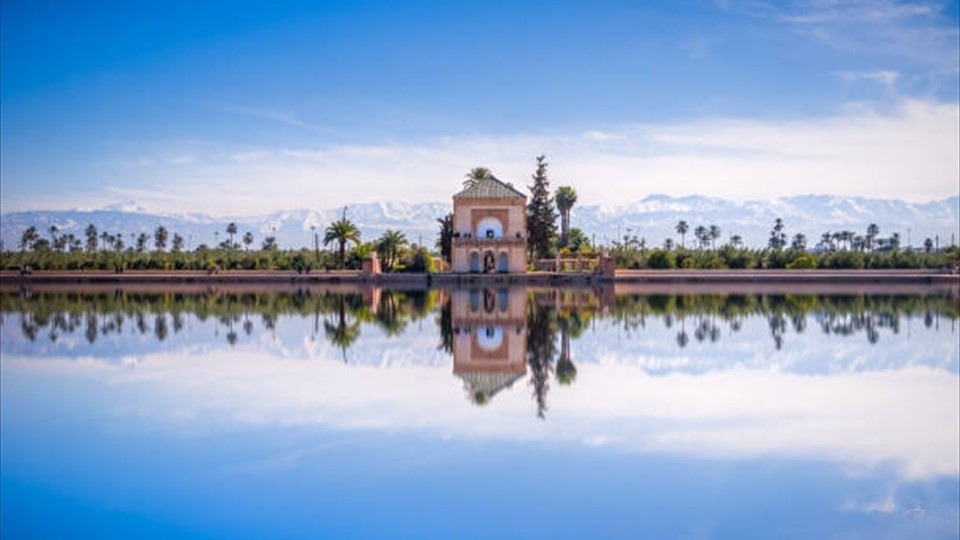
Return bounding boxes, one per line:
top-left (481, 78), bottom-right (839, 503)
top-left (469, 252), bottom-right (480, 273)
top-left (476, 326), bottom-right (504, 351)
top-left (476, 217), bottom-right (503, 238)
top-left (498, 252), bottom-right (509, 273)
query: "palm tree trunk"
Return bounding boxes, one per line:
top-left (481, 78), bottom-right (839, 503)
top-left (561, 211), bottom-right (570, 246)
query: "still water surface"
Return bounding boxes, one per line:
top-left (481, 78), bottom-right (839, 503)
top-left (1, 285), bottom-right (958, 539)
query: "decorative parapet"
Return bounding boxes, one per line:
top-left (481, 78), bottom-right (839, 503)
top-left (452, 235), bottom-right (526, 248)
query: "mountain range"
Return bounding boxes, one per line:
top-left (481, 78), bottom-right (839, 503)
top-left (2, 195), bottom-right (958, 251)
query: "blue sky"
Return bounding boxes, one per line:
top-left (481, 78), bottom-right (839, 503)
top-left (2, 0), bottom-right (958, 216)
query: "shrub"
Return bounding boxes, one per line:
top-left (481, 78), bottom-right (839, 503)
top-left (821, 250), bottom-right (865, 269)
top-left (646, 249), bottom-right (676, 269)
top-left (679, 256), bottom-right (698, 269)
top-left (786, 254), bottom-right (817, 269)
top-left (703, 257), bottom-right (728, 270)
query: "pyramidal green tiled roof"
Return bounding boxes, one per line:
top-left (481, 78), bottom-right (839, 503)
top-left (453, 176), bottom-right (526, 199)
top-left (456, 370), bottom-right (525, 404)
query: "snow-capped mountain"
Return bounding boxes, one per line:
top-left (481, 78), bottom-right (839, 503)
top-left (2, 195), bottom-right (957, 250)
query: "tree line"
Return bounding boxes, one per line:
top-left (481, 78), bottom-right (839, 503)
top-left (5, 155), bottom-right (958, 271)
top-left (4, 210), bottom-right (433, 273)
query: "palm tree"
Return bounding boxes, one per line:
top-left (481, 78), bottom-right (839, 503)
top-left (85, 224), bottom-right (99, 252)
top-left (865, 223), bottom-right (880, 251)
top-left (226, 223), bottom-right (238, 249)
top-left (463, 167), bottom-right (493, 189)
top-left (555, 185), bottom-right (578, 248)
top-left (769, 218), bottom-right (786, 250)
top-left (708, 225), bottom-right (721, 250)
top-left (730, 234), bottom-right (743, 249)
top-left (676, 220), bottom-right (689, 249)
top-left (19, 226), bottom-right (39, 252)
top-left (791, 233), bottom-right (807, 251)
top-left (376, 229), bottom-right (408, 272)
top-left (843, 230), bottom-right (856, 250)
top-left (172, 233), bottom-right (185, 252)
top-left (48, 225), bottom-right (60, 252)
top-left (243, 231), bottom-right (254, 252)
top-left (694, 225), bottom-right (708, 250)
top-left (324, 208), bottom-right (362, 269)
top-left (819, 232), bottom-right (834, 251)
top-left (154, 226), bottom-right (168, 251)
top-left (136, 233), bottom-right (150, 253)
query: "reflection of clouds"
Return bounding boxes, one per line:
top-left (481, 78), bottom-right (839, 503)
top-left (4, 351), bottom-right (956, 483)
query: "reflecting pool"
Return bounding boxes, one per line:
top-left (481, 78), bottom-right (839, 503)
top-left (2, 284), bottom-right (958, 539)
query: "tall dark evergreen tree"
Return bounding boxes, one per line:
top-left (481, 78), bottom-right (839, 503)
top-left (526, 155), bottom-right (557, 260)
top-left (436, 212), bottom-right (453, 263)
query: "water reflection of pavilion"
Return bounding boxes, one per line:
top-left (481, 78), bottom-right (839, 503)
top-left (450, 288), bottom-right (527, 405)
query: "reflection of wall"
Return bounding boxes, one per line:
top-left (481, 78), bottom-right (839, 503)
top-left (450, 288), bottom-right (527, 323)
top-left (451, 288), bottom-right (527, 404)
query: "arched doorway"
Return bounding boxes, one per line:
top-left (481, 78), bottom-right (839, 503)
top-left (469, 252), bottom-right (480, 273)
top-left (483, 251), bottom-right (495, 273)
top-left (498, 252), bottom-right (509, 273)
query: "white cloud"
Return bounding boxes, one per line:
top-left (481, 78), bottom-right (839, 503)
top-left (2, 100), bottom-right (956, 217)
top-left (725, 0), bottom-right (960, 71)
top-left (840, 69), bottom-right (901, 89)
top-left (4, 353), bottom-right (957, 482)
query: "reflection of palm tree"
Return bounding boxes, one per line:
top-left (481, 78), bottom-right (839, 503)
top-left (324, 297), bottom-right (361, 361)
top-left (555, 316), bottom-right (577, 385)
top-left (437, 298), bottom-right (453, 354)
top-left (374, 291), bottom-right (407, 336)
top-left (676, 317), bottom-right (688, 348)
top-left (154, 314), bottom-right (168, 341)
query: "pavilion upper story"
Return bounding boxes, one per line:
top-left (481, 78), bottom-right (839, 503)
top-left (451, 176), bottom-right (527, 273)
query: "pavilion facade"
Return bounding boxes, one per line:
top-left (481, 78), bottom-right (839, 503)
top-left (451, 176), bottom-right (527, 273)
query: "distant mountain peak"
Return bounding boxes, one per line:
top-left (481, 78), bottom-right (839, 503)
top-left (2, 194), bottom-right (957, 250)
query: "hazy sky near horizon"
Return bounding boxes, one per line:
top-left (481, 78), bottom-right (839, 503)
top-left (2, 0), bottom-right (958, 217)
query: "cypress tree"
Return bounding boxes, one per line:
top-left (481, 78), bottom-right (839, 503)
top-left (526, 155), bottom-right (557, 260)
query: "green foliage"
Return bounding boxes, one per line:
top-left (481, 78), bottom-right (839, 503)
top-left (718, 246), bottom-right (757, 269)
top-left (821, 250), bottom-right (865, 269)
top-left (463, 167), bottom-right (492, 189)
top-left (679, 255), bottom-right (698, 269)
top-left (376, 229), bottom-right (408, 272)
top-left (703, 257), bottom-right (728, 270)
top-left (647, 249), bottom-right (676, 269)
top-left (400, 246), bottom-right (434, 273)
top-left (786, 254), bottom-right (817, 269)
